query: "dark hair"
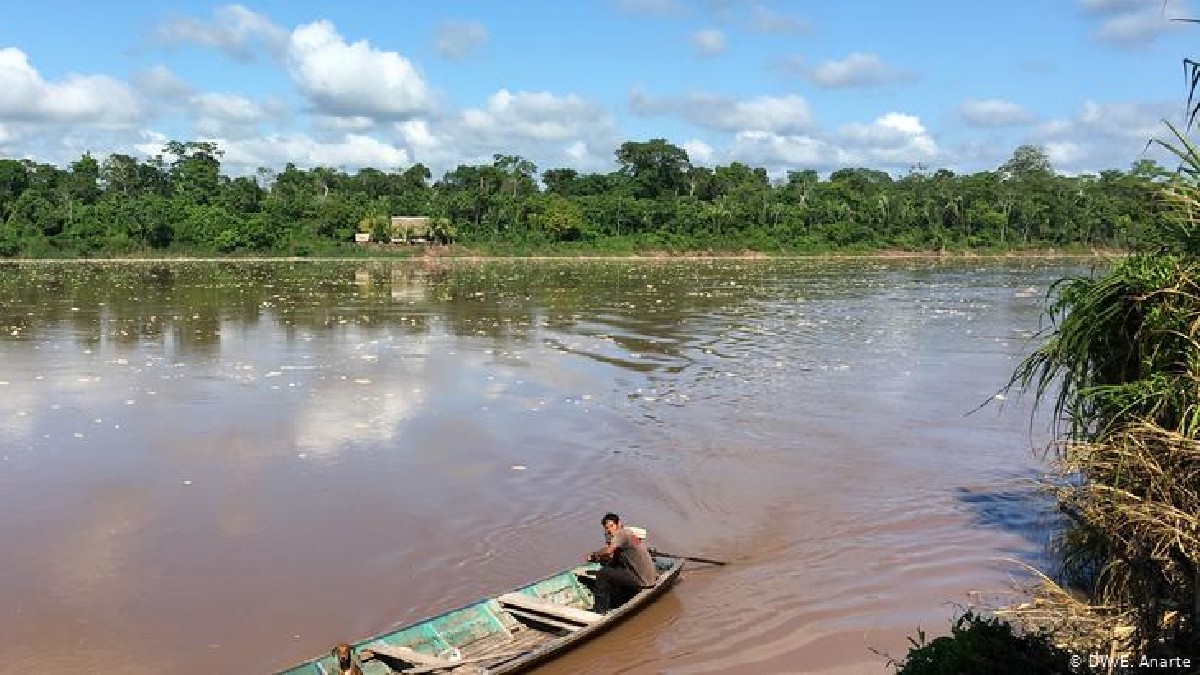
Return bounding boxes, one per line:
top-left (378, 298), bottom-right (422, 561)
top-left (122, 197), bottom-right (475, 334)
top-left (601, 512), bottom-right (620, 526)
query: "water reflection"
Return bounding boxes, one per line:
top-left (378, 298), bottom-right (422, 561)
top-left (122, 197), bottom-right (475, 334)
top-left (0, 258), bottom-right (1094, 674)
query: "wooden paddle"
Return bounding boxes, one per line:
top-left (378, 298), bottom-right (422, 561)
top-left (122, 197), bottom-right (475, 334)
top-left (649, 548), bottom-right (727, 566)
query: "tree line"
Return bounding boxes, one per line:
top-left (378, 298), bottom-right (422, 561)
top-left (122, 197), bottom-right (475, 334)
top-left (0, 138), bottom-right (1177, 257)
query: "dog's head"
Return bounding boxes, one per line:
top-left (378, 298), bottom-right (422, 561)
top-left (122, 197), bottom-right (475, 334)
top-left (332, 643), bottom-right (354, 668)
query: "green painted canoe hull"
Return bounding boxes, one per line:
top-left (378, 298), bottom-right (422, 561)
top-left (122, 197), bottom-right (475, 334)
top-left (277, 555), bottom-right (684, 674)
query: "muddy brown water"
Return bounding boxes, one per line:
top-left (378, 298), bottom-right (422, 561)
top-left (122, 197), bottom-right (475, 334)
top-left (0, 259), bottom-right (1092, 674)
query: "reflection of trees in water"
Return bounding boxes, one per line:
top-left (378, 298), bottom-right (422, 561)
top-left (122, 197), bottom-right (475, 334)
top-left (0, 259), bottom-right (1054, 366)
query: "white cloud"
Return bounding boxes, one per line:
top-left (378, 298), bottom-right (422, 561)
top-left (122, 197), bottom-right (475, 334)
top-left (286, 20), bottom-right (434, 119)
top-left (383, 89), bottom-right (619, 175)
top-left (682, 139), bottom-right (716, 164)
top-left (748, 6), bottom-right (808, 33)
top-left (219, 132), bottom-right (411, 170)
top-left (1078, 100), bottom-right (1166, 139)
top-left (1045, 140), bottom-right (1088, 166)
top-left (190, 92), bottom-right (283, 138)
top-left (804, 52), bottom-right (912, 88)
top-left (134, 65), bottom-right (193, 100)
top-left (725, 112), bottom-right (938, 173)
top-left (1085, 0), bottom-right (1189, 47)
top-left (729, 131), bottom-right (841, 168)
top-left (1023, 99), bottom-right (1174, 172)
top-left (151, 4), bottom-right (287, 61)
top-left (958, 98), bottom-right (1036, 127)
top-left (396, 119), bottom-right (440, 152)
top-left (435, 21), bottom-right (488, 61)
top-left (630, 89), bottom-right (814, 134)
top-left (1096, 10), bottom-right (1177, 45)
top-left (836, 112), bottom-right (938, 163)
top-left (314, 115), bottom-right (378, 132)
top-left (692, 29), bottom-right (727, 57)
top-left (460, 89), bottom-right (610, 142)
top-left (0, 48), bottom-right (142, 127)
top-left (565, 140), bottom-right (590, 162)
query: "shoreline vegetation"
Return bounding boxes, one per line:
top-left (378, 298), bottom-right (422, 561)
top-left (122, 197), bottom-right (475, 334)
top-left (0, 139), bottom-right (1179, 261)
top-left (895, 130), bottom-right (1198, 670)
top-left (0, 248), bottom-right (1130, 263)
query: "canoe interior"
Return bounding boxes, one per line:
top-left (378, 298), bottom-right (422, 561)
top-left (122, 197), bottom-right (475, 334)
top-left (279, 556), bottom-right (681, 674)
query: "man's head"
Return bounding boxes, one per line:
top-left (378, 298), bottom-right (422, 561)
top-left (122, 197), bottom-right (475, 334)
top-left (601, 512), bottom-right (621, 536)
top-left (332, 643), bottom-right (354, 668)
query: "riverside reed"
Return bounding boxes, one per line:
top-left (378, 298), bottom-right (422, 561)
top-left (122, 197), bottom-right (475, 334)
top-left (895, 126), bottom-right (1199, 670)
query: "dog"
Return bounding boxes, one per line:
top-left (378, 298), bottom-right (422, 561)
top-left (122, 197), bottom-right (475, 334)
top-left (332, 643), bottom-right (363, 675)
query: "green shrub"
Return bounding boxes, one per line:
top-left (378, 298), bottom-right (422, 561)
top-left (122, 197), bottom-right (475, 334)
top-left (896, 612), bottom-right (1080, 675)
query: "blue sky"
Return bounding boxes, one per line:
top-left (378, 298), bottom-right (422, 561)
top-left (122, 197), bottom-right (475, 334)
top-left (0, 0), bottom-right (1194, 179)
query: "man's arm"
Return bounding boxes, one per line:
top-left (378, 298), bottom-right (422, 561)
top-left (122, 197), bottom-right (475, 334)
top-left (589, 530), bottom-right (630, 561)
top-left (589, 542), bottom-right (618, 561)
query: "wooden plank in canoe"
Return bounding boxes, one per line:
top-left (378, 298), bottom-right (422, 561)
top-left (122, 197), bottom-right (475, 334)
top-left (497, 593), bottom-right (603, 625)
top-left (500, 606), bottom-right (586, 633)
top-left (362, 643), bottom-right (457, 668)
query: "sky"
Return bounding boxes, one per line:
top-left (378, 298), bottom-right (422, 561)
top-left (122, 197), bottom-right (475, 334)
top-left (0, 0), bottom-right (1195, 180)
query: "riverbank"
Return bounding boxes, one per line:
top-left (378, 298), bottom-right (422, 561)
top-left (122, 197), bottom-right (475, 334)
top-left (0, 247), bottom-right (1129, 263)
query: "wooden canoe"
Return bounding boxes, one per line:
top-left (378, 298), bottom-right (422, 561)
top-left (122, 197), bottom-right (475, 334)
top-left (276, 555), bottom-right (685, 674)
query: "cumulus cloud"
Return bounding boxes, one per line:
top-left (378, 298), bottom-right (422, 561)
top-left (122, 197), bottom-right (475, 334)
top-left (748, 5), bottom-right (809, 33)
top-left (958, 98), bottom-right (1036, 127)
top-left (460, 89), bottom-right (611, 142)
top-left (725, 112), bottom-right (938, 173)
top-left (395, 119), bottom-right (441, 153)
top-left (1082, 0), bottom-right (1188, 47)
top-left (315, 115), bottom-right (378, 132)
top-left (150, 4), bottom-right (287, 61)
top-left (1023, 99), bottom-right (1174, 172)
top-left (436, 89), bottom-right (618, 170)
top-left (692, 29), bottom-right (727, 57)
top-left (682, 139), bottom-right (716, 165)
top-left (134, 65), bottom-right (193, 100)
top-left (313, 89), bottom-right (616, 176)
top-left (219, 132), bottom-right (411, 170)
top-left (835, 113), bottom-right (938, 164)
top-left (729, 131), bottom-right (841, 168)
top-left (286, 20), bottom-right (434, 119)
top-left (434, 20), bottom-right (488, 61)
top-left (190, 92), bottom-right (285, 138)
top-left (1077, 100), bottom-right (1167, 140)
top-left (801, 52), bottom-right (913, 88)
top-left (1045, 140), bottom-right (1088, 167)
top-left (630, 89), bottom-right (814, 134)
top-left (0, 48), bottom-right (142, 127)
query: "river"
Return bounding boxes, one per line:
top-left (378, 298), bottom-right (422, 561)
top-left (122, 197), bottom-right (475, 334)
top-left (0, 258), bottom-right (1095, 674)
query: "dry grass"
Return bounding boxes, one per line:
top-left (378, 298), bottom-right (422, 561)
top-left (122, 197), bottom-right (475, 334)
top-left (995, 563), bottom-right (1136, 660)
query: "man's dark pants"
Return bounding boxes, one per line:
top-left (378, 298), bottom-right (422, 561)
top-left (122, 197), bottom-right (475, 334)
top-left (592, 566), bottom-right (643, 613)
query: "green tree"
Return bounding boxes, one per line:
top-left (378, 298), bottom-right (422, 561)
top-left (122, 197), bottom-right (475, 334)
top-left (0, 159), bottom-right (29, 220)
top-left (164, 141), bottom-right (223, 205)
top-left (1000, 144), bottom-right (1053, 180)
top-left (615, 138), bottom-right (691, 199)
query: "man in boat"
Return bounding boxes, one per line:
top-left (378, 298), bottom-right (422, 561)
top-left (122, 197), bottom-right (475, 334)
top-left (587, 512), bottom-right (657, 613)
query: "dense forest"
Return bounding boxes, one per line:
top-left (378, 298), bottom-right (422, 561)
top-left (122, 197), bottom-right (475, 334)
top-left (0, 138), bottom-right (1177, 257)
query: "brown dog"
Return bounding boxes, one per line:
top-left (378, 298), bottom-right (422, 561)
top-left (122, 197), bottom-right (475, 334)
top-left (332, 643), bottom-right (363, 675)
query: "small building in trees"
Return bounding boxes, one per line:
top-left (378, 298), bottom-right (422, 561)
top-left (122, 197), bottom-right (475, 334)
top-left (355, 215), bottom-right (451, 245)
top-left (389, 216), bottom-right (431, 244)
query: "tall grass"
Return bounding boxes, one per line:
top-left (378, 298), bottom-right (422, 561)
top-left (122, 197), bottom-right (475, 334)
top-left (1005, 126), bottom-right (1200, 660)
